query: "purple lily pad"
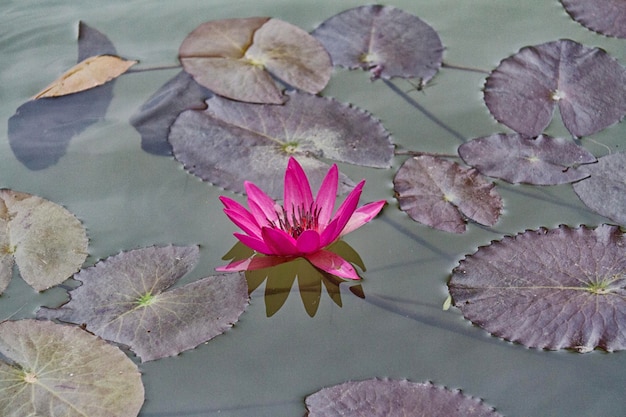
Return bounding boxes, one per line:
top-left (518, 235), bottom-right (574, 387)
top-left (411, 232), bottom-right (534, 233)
top-left (458, 133), bottom-right (596, 185)
top-left (305, 378), bottom-right (502, 417)
top-left (38, 245), bottom-right (249, 362)
top-left (560, 0), bottom-right (626, 38)
top-left (573, 152), bottom-right (626, 225)
top-left (312, 5), bottom-right (443, 81)
top-left (484, 39), bottom-right (626, 137)
top-left (449, 224), bottom-right (626, 352)
top-left (393, 155), bottom-right (502, 233)
top-left (169, 91), bottom-right (393, 198)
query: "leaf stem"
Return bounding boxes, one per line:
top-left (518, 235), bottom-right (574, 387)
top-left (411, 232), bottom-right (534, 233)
top-left (442, 61), bottom-right (490, 74)
top-left (126, 64), bottom-right (182, 73)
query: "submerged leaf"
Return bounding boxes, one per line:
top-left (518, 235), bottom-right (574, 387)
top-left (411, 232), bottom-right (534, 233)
top-left (484, 39), bottom-right (626, 137)
top-left (169, 91), bottom-right (393, 198)
top-left (458, 133), bottom-right (596, 184)
top-left (179, 17), bottom-right (331, 104)
top-left (305, 378), bottom-right (502, 417)
top-left (312, 5), bottom-right (443, 81)
top-left (449, 224), bottom-right (626, 352)
top-left (33, 55), bottom-right (137, 99)
top-left (560, 0), bottom-right (626, 38)
top-left (573, 152), bottom-right (626, 225)
top-left (38, 246), bottom-right (249, 362)
top-left (0, 189), bottom-right (88, 293)
top-left (393, 156), bottom-right (502, 233)
top-left (0, 319), bottom-right (144, 417)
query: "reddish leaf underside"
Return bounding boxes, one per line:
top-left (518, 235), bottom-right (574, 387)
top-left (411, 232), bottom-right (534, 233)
top-left (449, 224), bottom-right (626, 352)
top-left (305, 378), bottom-right (502, 417)
top-left (393, 155), bottom-right (502, 233)
top-left (560, 0), bottom-right (626, 39)
top-left (484, 39), bottom-right (626, 137)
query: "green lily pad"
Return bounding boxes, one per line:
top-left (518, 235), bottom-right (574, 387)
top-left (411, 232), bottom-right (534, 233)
top-left (0, 319), bottom-right (144, 417)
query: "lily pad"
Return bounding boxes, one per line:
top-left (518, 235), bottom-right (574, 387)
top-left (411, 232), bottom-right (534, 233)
top-left (448, 224), bottom-right (626, 352)
top-left (179, 17), bottom-right (331, 104)
top-left (484, 39), bottom-right (626, 137)
top-left (573, 152), bottom-right (626, 225)
top-left (393, 155), bottom-right (502, 233)
top-left (169, 91), bottom-right (393, 198)
top-left (560, 0), bottom-right (626, 38)
top-left (458, 133), bottom-right (596, 184)
top-left (38, 245), bottom-right (249, 362)
top-left (8, 22), bottom-right (117, 170)
top-left (130, 70), bottom-right (212, 155)
top-left (305, 378), bottom-right (502, 417)
top-left (0, 319), bottom-right (144, 417)
top-left (0, 189), bottom-right (88, 293)
top-left (312, 5), bottom-right (443, 81)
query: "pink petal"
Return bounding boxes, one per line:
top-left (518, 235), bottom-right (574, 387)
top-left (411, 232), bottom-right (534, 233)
top-left (234, 233), bottom-right (273, 255)
top-left (284, 157), bottom-right (313, 213)
top-left (261, 227), bottom-right (299, 256)
top-left (314, 163), bottom-right (338, 227)
top-left (320, 180), bottom-right (364, 246)
top-left (223, 208), bottom-right (262, 239)
top-left (245, 181), bottom-right (279, 225)
top-left (340, 200), bottom-right (386, 237)
top-left (305, 250), bottom-right (360, 279)
top-left (216, 255), bottom-right (294, 272)
top-left (296, 229), bottom-right (321, 254)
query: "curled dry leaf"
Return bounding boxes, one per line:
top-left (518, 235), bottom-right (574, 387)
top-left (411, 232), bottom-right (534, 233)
top-left (0, 189), bottom-right (88, 293)
top-left (0, 319), bottom-right (144, 417)
top-left (484, 39), bottom-right (626, 137)
top-left (458, 133), bottom-right (596, 185)
top-left (305, 378), bottom-right (502, 417)
top-left (449, 224), bottom-right (626, 352)
top-left (179, 17), bottom-right (331, 104)
top-left (393, 156), bottom-right (502, 233)
top-left (38, 245), bottom-right (249, 362)
top-left (33, 54), bottom-right (137, 99)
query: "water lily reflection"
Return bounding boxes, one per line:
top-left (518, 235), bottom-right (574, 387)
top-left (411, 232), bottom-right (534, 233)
top-left (217, 157), bottom-right (386, 279)
top-left (221, 241), bottom-right (365, 317)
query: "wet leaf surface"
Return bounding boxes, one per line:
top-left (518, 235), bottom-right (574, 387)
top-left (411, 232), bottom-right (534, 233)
top-left (130, 70), bottom-right (212, 155)
top-left (449, 224), bottom-right (626, 352)
top-left (179, 17), bottom-right (331, 103)
top-left (8, 22), bottom-right (116, 170)
top-left (312, 5), bottom-right (443, 81)
top-left (573, 152), bottom-right (626, 225)
top-left (393, 155), bottom-right (502, 233)
top-left (305, 378), bottom-right (502, 417)
top-left (169, 91), bottom-right (393, 198)
top-left (0, 319), bottom-right (144, 417)
top-left (560, 0), bottom-right (626, 38)
top-left (458, 133), bottom-right (596, 184)
top-left (484, 39), bottom-right (626, 137)
top-left (0, 189), bottom-right (88, 293)
top-left (38, 246), bottom-right (249, 362)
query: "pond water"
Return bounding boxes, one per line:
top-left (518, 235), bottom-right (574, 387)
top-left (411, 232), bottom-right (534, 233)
top-left (1, 0), bottom-right (625, 416)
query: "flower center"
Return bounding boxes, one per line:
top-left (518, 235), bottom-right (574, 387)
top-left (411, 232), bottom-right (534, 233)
top-left (269, 203), bottom-right (321, 239)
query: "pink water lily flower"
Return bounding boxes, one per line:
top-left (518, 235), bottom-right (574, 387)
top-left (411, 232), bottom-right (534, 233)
top-left (217, 157), bottom-right (386, 279)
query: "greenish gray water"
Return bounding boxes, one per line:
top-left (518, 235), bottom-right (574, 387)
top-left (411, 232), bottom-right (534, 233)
top-left (1, 0), bottom-right (625, 416)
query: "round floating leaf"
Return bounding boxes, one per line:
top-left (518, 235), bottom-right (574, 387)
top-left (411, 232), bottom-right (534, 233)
top-left (393, 156), bottom-right (502, 233)
top-left (33, 55), bottom-right (137, 99)
top-left (560, 0), bottom-right (626, 38)
top-left (305, 378), bottom-right (502, 417)
top-left (449, 224), bottom-right (626, 352)
top-left (458, 133), bottom-right (596, 185)
top-left (573, 152), bottom-right (626, 225)
top-left (179, 17), bottom-right (331, 104)
top-left (38, 245), bottom-right (249, 362)
top-left (312, 5), bottom-right (443, 81)
top-left (0, 319), bottom-right (144, 417)
top-left (169, 91), bottom-right (393, 198)
top-left (484, 39), bottom-right (626, 137)
top-left (0, 189), bottom-right (88, 293)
